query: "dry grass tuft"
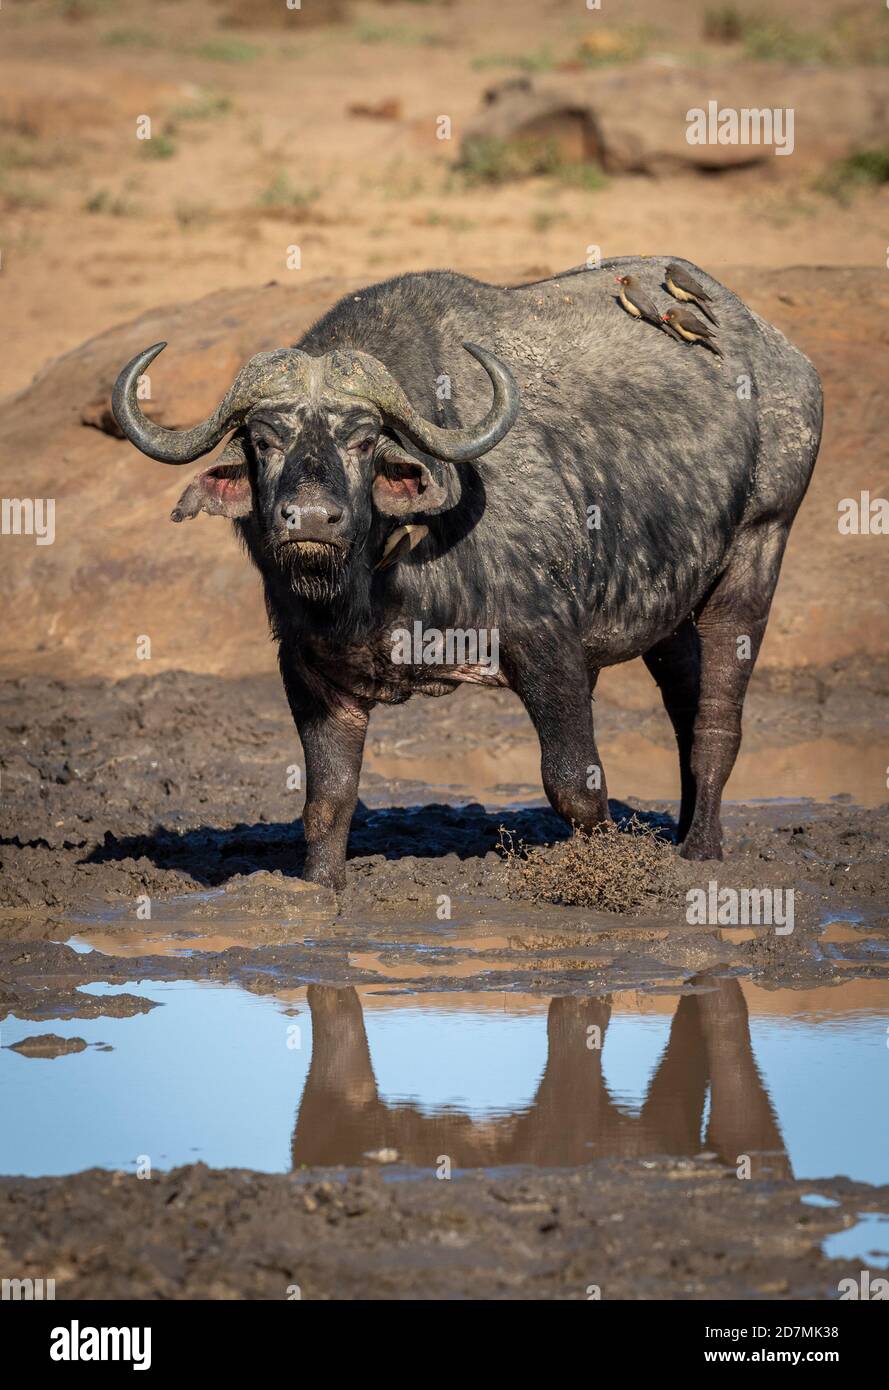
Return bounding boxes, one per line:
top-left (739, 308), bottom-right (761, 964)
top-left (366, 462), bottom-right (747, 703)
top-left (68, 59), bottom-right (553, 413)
top-left (500, 816), bottom-right (677, 913)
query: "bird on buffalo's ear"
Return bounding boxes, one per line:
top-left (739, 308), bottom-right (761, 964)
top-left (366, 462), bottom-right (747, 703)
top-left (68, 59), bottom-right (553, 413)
top-left (615, 274), bottom-right (683, 341)
top-left (662, 308), bottom-right (723, 359)
top-left (665, 264), bottom-right (719, 326)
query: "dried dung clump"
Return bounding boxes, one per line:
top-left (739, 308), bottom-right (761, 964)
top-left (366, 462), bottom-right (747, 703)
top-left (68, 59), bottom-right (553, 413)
top-left (501, 817), bottom-right (677, 913)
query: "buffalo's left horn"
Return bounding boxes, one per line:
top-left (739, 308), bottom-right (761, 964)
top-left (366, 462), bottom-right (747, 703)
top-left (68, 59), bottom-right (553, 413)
top-left (112, 342), bottom-right (251, 464)
top-left (367, 342), bottom-right (519, 463)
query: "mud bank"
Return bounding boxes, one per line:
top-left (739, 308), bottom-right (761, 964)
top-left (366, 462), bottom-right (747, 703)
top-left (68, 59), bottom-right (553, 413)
top-left (2, 669), bottom-right (888, 934)
top-left (2, 669), bottom-right (888, 1300)
top-left (2, 1160), bottom-right (887, 1301)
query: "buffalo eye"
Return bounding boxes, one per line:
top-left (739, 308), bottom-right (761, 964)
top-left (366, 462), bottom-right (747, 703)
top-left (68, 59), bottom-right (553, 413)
top-left (351, 435), bottom-right (376, 458)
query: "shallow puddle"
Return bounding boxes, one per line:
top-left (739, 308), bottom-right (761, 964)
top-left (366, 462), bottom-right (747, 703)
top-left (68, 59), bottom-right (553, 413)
top-left (365, 732), bottom-right (887, 806)
top-left (66, 929), bottom-right (273, 958)
top-left (2, 975), bottom-right (888, 1183)
top-left (822, 1214), bottom-right (889, 1270)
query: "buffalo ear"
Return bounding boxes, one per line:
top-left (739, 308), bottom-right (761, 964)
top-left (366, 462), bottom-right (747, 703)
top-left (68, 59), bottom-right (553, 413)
top-left (170, 437), bottom-right (253, 522)
top-left (372, 439), bottom-right (448, 517)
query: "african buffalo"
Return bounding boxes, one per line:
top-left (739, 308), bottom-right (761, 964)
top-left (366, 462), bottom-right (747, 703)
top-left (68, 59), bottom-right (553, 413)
top-left (112, 258), bottom-right (822, 889)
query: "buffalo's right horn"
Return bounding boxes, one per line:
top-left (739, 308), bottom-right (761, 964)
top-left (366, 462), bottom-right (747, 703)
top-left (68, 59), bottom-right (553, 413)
top-left (112, 343), bottom-right (309, 465)
top-left (112, 343), bottom-right (237, 464)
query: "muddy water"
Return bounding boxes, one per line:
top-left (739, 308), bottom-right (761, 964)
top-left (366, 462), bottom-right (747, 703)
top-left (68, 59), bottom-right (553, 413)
top-left (3, 972), bottom-right (888, 1184)
top-left (364, 733), bottom-right (889, 807)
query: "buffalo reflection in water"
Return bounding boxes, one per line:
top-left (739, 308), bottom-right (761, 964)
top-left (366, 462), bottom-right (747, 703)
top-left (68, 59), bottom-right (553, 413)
top-left (291, 976), bottom-right (790, 1178)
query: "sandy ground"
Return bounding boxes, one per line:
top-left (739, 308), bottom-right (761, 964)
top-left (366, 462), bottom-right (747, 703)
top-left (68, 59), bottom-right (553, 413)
top-left (3, 0), bottom-right (889, 399)
top-left (3, 0), bottom-right (889, 1301)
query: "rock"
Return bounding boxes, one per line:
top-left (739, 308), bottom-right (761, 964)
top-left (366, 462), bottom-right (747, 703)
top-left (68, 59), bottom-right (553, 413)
top-left (8, 1034), bottom-right (87, 1059)
top-left (347, 98), bottom-right (402, 121)
top-left (462, 65), bottom-right (889, 177)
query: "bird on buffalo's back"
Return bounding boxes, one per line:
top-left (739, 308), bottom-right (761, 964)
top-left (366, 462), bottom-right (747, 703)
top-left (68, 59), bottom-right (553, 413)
top-left (615, 274), bottom-right (683, 341)
top-left (665, 263), bottom-right (720, 326)
top-left (662, 307), bottom-right (723, 359)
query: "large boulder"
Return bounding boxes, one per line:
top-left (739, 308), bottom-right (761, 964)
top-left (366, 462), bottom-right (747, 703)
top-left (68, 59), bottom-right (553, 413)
top-left (462, 65), bottom-right (889, 176)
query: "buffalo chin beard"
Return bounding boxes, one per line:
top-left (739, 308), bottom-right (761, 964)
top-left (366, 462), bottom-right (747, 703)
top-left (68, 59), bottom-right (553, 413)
top-left (278, 539), bottom-right (351, 601)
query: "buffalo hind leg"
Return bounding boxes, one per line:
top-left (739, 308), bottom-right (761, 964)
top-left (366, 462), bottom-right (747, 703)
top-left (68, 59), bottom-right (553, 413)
top-left (509, 638), bottom-right (609, 831)
top-left (680, 521), bottom-right (790, 860)
top-left (282, 666), bottom-right (370, 891)
top-left (643, 620), bottom-right (701, 843)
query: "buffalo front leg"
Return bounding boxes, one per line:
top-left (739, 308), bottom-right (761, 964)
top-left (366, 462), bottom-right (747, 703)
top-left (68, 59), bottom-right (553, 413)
top-left (509, 638), bottom-right (609, 830)
top-left (282, 670), bottom-right (370, 890)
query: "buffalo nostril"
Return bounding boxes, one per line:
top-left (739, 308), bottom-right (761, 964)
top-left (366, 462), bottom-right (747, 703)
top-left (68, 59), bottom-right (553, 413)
top-left (280, 501), bottom-right (344, 534)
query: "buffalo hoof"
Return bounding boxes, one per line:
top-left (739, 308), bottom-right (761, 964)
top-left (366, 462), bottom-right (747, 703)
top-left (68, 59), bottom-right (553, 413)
top-left (302, 863), bottom-right (346, 893)
top-left (678, 836), bottom-right (724, 862)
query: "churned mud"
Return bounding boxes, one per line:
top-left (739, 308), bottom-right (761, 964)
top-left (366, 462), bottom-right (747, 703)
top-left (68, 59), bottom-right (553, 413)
top-left (1, 669), bottom-right (888, 1298)
top-left (3, 668), bottom-right (888, 932)
top-left (3, 1159), bottom-right (888, 1301)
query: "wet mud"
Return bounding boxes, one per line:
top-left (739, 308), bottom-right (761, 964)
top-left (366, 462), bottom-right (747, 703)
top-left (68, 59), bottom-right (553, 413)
top-left (3, 669), bottom-right (888, 933)
top-left (1, 669), bottom-right (888, 1298)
